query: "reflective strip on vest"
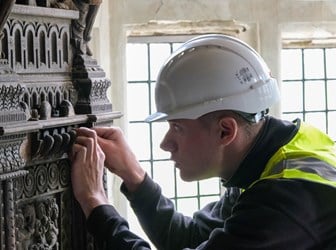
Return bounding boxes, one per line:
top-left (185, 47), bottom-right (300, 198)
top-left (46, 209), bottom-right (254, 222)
top-left (254, 121), bottom-right (336, 188)
top-left (263, 157), bottom-right (336, 188)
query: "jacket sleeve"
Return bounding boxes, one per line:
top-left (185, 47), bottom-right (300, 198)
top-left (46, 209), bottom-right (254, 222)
top-left (86, 204), bottom-right (152, 250)
top-left (121, 174), bottom-right (241, 249)
top-left (122, 177), bottom-right (323, 249)
top-left (87, 178), bottom-right (324, 250)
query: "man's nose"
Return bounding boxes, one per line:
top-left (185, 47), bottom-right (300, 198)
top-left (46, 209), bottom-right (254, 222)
top-left (160, 135), bottom-right (176, 153)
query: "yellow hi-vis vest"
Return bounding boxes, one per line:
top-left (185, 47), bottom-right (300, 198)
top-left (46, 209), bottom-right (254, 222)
top-left (254, 120), bottom-right (336, 188)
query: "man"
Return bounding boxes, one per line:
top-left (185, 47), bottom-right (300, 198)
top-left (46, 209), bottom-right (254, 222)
top-left (70, 34), bottom-right (336, 249)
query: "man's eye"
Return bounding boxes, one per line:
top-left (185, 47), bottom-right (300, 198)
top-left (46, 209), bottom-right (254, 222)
top-left (172, 124), bottom-right (181, 132)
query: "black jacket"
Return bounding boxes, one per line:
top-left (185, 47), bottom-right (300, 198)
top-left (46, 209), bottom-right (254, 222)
top-left (87, 117), bottom-right (336, 249)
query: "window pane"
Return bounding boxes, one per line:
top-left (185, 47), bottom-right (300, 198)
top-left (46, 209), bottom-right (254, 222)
top-left (200, 196), bottom-right (220, 209)
top-left (327, 111), bottom-right (336, 141)
top-left (281, 47), bottom-right (335, 142)
top-left (126, 43), bottom-right (148, 81)
top-left (153, 161), bottom-right (175, 197)
top-left (173, 42), bottom-right (183, 51)
top-left (199, 178), bottom-right (220, 195)
top-left (281, 49), bottom-right (302, 80)
top-left (327, 80), bottom-right (336, 109)
top-left (304, 49), bottom-right (324, 79)
top-left (150, 43), bottom-right (171, 80)
top-left (128, 123), bottom-right (150, 160)
top-left (127, 83), bottom-right (149, 121)
top-left (152, 122), bottom-right (170, 159)
top-left (177, 198), bottom-right (198, 216)
top-left (281, 81), bottom-right (303, 112)
top-left (305, 112), bottom-right (326, 132)
top-left (281, 113), bottom-right (303, 122)
top-left (304, 81), bottom-right (326, 111)
top-left (326, 48), bottom-right (336, 78)
top-left (176, 178), bottom-right (197, 197)
top-left (140, 161), bottom-right (152, 178)
top-left (150, 81), bottom-right (156, 114)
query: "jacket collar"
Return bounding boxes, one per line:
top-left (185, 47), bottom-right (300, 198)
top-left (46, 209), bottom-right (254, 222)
top-left (223, 116), bottom-right (299, 189)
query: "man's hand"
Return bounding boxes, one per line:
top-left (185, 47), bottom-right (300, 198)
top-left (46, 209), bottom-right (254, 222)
top-left (70, 127), bottom-right (109, 218)
top-left (93, 127), bottom-right (146, 192)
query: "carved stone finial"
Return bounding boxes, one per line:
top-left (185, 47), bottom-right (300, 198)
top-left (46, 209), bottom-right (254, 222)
top-left (50, 0), bottom-right (77, 10)
top-left (0, 0), bottom-right (15, 59)
top-left (71, 0), bottom-right (102, 56)
top-left (39, 101), bottom-right (52, 120)
top-left (59, 99), bottom-right (75, 117)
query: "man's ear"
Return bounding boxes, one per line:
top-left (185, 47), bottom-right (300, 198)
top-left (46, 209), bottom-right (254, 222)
top-left (218, 117), bottom-right (238, 146)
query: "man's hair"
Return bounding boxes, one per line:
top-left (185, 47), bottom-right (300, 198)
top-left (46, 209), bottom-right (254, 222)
top-left (198, 110), bottom-right (264, 138)
top-left (199, 110), bottom-right (253, 125)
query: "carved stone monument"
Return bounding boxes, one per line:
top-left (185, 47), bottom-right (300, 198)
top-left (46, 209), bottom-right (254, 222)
top-left (0, 1), bottom-right (120, 249)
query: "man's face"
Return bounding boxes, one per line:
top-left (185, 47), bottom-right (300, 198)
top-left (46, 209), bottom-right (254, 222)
top-left (160, 118), bottom-right (224, 181)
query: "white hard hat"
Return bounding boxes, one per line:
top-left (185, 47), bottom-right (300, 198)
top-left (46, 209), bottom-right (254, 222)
top-left (145, 34), bottom-right (280, 122)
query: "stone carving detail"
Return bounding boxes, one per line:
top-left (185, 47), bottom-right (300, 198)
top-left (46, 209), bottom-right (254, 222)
top-left (5, 180), bottom-right (16, 249)
top-left (0, 0), bottom-right (15, 58)
top-left (50, 0), bottom-right (77, 10)
top-left (0, 84), bottom-right (25, 111)
top-left (2, 17), bottom-right (71, 73)
top-left (0, 3), bottom-right (118, 250)
top-left (13, 161), bottom-right (72, 247)
top-left (71, 0), bottom-right (102, 56)
top-left (0, 5), bottom-right (76, 124)
top-left (0, 61), bottom-right (28, 124)
top-left (90, 79), bottom-right (110, 102)
top-left (30, 127), bottom-right (77, 160)
top-left (22, 83), bottom-right (76, 121)
top-left (16, 0), bottom-right (76, 9)
top-left (14, 160), bottom-right (71, 200)
top-left (16, 198), bottom-right (60, 250)
top-left (0, 135), bottom-right (25, 174)
top-left (60, 190), bottom-right (72, 250)
top-left (72, 55), bottom-right (113, 114)
top-left (74, 77), bottom-right (112, 114)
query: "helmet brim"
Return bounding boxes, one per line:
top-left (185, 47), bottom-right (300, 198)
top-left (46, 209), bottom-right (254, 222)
top-left (145, 77), bottom-right (280, 123)
top-left (145, 112), bottom-right (168, 122)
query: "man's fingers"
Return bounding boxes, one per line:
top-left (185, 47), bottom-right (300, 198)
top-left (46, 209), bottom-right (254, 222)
top-left (94, 126), bottom-right (123, 140)
top-left (75, 128), bottom-right (99, 157)
top-left (76, 127), bottom-right (98, 139)
top-left (76, 135), bottom-right (95, 146)
top-left (72, 128), bottom-right (106, 165)
top-left (96, 136), bottom-right (111, 150)
top-left (93, 127), bottom-right (113, 137)
top-left (71, 143), bottom-right (87, 162)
